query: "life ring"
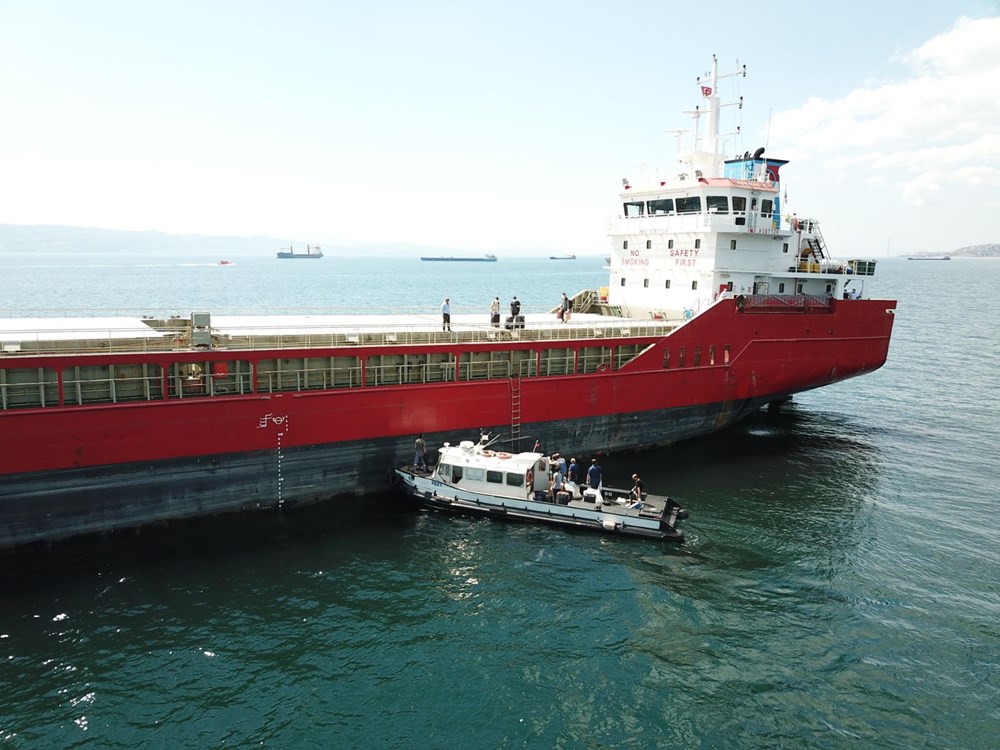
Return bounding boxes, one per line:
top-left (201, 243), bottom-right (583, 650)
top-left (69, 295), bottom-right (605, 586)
top-left (597, 363), bottom-right (609, 373)
top-left (497, 452), bottom-right (513, 459)
top-left (526, 468), bottom-right (534, 486)
top-left (481, 449), bottom-right (495, 457)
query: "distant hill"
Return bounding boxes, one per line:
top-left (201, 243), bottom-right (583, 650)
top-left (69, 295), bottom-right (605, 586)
top-left (0, 224), bottom-right (577, 258)
top-left (952, 243), bottom-right (1000, 258)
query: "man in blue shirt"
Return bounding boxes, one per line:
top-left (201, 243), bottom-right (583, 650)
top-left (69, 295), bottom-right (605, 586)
top-left (587, 458), bottom-right (602, 490)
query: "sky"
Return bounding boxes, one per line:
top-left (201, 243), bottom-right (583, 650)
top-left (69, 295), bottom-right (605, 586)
top-left (1, 0), bottom-right (998, 255)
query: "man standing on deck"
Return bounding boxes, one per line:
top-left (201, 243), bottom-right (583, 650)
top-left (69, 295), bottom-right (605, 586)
top-left (587, 458), bottom-right (602, 491)
top-left (490, 296), bottom-right (500, 327)
top-left (441, 298), bottom-right (451, 332)
top-left (414, 434), bottom-right (428, 471)
top-left (510, 296), bottom-right (521, 318)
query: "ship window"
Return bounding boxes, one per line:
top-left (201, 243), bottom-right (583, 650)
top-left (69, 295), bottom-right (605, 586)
top-left (826, 283), bottom-right (833, 295)
top-left (724, 345), bottom-right (731, 364)
top-left (620, 278), bottom-right (626, 286)
top-left (624, 201), bottom-right (644, 217)
top-left (726, 281), bottom-right (733, 291)
top-left (645, 240), bottom-right (651, 249)
top-left (664, 279), bottom-right (671, 289)
top-left (693, 347), bottom-right (701, 366)
top-left (709, 345), bottom-right (716, 365)
top-left (761, 199), bottom-right (773, 216)
top-left (783, 242), bottom-right (789, 253)
top-left (676, 196), bottom-right (701, 214)
top-left (706, 195), bottom-right (729, 214)
top-left (506, 472), bottom-right (524, 487)
top-left (643, 279), bottom-right (649, 288)
top-left (797, 283), bottom-right (803, 293)
top-left (779, 283), bottom-right (785, 293)
top-left (730, 240), bottom-right (737, 250)
top-left (648, 198), bottom-right (674, 215)
top-left (662, 348), bottom-right (670, 368)
top-left (623, 240), bottom-right (629, 250)
top-left (733, 196), bottom-right (747, 225)
top-left (465, 467), bottom-right (484, 482)
top-left (668, 239), bottom-right (674, 249)
top-left (678, 347), bottom-right (686, 367)
top-left (691, 280), bottom-right (698, 290)
top-left (695, 239), bottom-right (701, 249)
top-left (486, 470), bottom-right (503, 484)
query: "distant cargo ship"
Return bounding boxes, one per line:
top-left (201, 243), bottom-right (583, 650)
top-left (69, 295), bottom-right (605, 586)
top-left (907, 255), bottom-right (951, 260)
top-left (421, 254), bottom-right (497, 262)
top-left (549, 254), bottom-right (577, 260)
top-left (277, 244), bottom-right (323, 259)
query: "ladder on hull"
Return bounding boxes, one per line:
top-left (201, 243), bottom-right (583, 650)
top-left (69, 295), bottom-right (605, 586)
top-left (509, 377), bottom-right (522, 451)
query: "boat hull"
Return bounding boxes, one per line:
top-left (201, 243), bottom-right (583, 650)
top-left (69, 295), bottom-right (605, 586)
top-left (392, 468), bottom-right (684, 541)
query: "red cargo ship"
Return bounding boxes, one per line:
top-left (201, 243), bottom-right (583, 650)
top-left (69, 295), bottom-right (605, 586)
top-left (0, 57), bottom-right (895, 550)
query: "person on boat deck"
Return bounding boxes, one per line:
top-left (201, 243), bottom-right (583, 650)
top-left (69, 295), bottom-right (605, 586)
top-left (510, 296), bottom-right (521, 317)
top-left (553, 453), bottom-right (566, 476)
top-left (567, 457), bottom-right (578, 485)
top-left (490, 297), bottom-right (500, 327)
top-left (558, 292), bottom-right (571, 322)
top-left (587, 459), bottom-right (602, 490)
top-left (441, 298), bottom-right (451, 331)
top-left (414, 434), bottom-right (428, 471)
top-left (550, 465), bottom-right (564, 499)
top-left (630, 474), bottom-right (644, 501)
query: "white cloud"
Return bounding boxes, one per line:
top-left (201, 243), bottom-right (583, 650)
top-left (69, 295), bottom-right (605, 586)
top-left (771, 15), bottom-right (1000, 252)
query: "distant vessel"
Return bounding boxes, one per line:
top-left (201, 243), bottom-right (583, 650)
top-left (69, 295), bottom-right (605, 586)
top-left (218, 260), bottom-right (233, 266)
top-left (908, 255), bottom-right (951, 260)
top-left (277, 244), bottom-right (324, 259)
top-left (420, 254), bottom-right (497, 262)
top-left (549, 254), bottom-right (577, 260)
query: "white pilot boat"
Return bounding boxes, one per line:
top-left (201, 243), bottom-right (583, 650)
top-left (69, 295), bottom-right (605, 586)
top-left (391, 438), bottom-right (686, 541)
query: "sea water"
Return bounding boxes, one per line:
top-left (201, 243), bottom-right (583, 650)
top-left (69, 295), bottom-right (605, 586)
top-left (1, 252), bottom-right (998, 748)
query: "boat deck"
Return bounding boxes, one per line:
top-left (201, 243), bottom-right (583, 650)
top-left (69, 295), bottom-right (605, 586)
top-left (0, 312), bottom-right (682, 356)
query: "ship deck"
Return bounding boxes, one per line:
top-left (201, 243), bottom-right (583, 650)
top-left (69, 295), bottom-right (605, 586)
top-left (0, 311), bottom-right (683, 356)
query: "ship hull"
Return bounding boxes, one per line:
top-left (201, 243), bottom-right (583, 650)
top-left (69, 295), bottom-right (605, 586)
top-left (0, 299), bottom-right (895, 550)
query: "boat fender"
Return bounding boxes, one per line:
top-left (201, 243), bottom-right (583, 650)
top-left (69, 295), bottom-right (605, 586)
top-left (497, 452), bottom-right (513, 459)
top-left (481, 449), bottom-right (495, 457)
top-left (601, 519), bottom-right (617, 531)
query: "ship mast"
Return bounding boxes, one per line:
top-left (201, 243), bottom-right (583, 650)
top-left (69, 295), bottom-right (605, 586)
top-left (682, 55), bottom-right (746, 179)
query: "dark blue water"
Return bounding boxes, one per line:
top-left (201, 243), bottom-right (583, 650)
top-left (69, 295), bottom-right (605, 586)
top-left (2, 252), bottom-right (998, 748)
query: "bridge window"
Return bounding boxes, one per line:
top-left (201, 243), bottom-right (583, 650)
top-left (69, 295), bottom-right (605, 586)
top-left (620, 278), bottom-right (626, 286)
top-left (706, 195), bottom-right (729, 214)
top-left (668, 239), bottom-right (674, 249)
top-left (623, 240), bottom-right (629, 250)
top-left (691, 281), bottom-right (698, 290)
top-left (664, 279), bottom-right (671, 289)
top-left (733, 196), bottom-right (747, 225)
top-left (761, 199), bottom-right (774, 216)
top-left (645, 240), bottom-right (651, 249)
top-left (624, 201), bottom-right (644, 217)
top-left (643, 279), bottom-right (649, 288)
top-left (695, 239), bottom-right (701, 249)
top-left (676, 196), bottom-right (701, 214)
top-left (648, 198), bottom-right (674, 215)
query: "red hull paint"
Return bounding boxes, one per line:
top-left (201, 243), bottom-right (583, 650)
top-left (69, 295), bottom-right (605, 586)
top-left (1, 300), bottom-right (895, 477)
